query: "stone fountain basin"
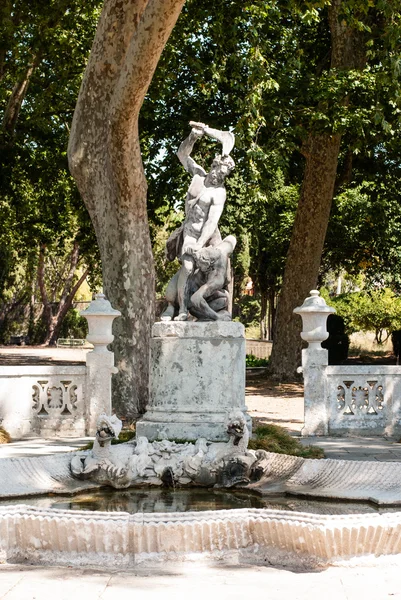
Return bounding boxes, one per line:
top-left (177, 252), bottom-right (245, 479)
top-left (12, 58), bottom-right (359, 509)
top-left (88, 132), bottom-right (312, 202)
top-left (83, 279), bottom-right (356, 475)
top-left (2, 448), bottom-right (401, 567)
top-left (2, 502), bottom-right (401, 569)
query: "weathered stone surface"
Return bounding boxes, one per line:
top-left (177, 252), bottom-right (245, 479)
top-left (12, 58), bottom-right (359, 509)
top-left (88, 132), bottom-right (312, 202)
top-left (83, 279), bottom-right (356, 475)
top-left (0, 294), bottom-right (120, 438)
top-left (285, 456), bottom-right (401, 504)
top-left (0, 365), bottom-right (86, 438)
top-left (4, 444), bottom-right (401, 567)
top-left (327, 365), bottom-right (401, 437)
top-left (294, 289), bottom-right (335, 348)
top-left (81, 294), bottom-right (120, 435)
top-left (4, 443), bottom-right (401, 504)
top-left (71, 411), bottom-right (253, 488)
top-left (301, 347), bottom-right (329, 436)
top-left (3, 503), bottom-right (401, 568)
top-left (136, 321), bottom-right (249, 441)
top-left (153, 321), bottom-right (244, 338)
top-left (0, 453), bottom-right (99, 498)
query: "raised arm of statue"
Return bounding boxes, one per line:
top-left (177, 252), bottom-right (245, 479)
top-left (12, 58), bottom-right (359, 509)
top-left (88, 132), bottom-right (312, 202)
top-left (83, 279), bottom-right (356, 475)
top-left (176, 125), bottom-right (207, 177)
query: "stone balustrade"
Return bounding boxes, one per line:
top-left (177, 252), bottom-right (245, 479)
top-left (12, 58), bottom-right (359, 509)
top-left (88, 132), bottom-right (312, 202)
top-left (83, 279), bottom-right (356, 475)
top-left (296, 290), bottom-right (401, 437)
top-left (0, 365), bottom-right (87, 438)
top-left (0, 293), bottom-right (120, 438)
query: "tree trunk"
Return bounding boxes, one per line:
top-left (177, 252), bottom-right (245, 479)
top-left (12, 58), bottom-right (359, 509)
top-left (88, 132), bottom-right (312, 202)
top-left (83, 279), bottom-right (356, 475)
top-left (260, 289), bottom-right (268, 340)
top-left (2, 55), bottom-right (40, 134)
top-left (269, 0), bottom-right (366, 379)
top-left (269, 133), bottom-right (341, 378)
top-left (68, 0), bottom-right (186, 419)
top-left (268, 288), bottom-right (276, 342)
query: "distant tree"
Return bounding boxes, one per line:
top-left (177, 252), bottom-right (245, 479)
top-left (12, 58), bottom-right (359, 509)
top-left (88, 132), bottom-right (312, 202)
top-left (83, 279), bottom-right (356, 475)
top-left (323, 288), bottom-right (401, 344)
top-left (0, 0), bottom-right (102, 343)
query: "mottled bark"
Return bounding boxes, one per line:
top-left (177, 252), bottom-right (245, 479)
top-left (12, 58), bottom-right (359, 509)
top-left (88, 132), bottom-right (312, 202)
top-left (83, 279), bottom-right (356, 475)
top-left (269, 0), bottom-right (366, 379)
top-left (269, 133), bottom-right (341, 378)
top-left (68, 0), bottom-right (186, 418)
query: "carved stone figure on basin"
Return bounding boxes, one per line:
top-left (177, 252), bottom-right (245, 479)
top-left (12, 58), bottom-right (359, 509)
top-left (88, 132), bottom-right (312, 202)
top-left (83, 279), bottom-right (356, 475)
top-left (71, 411), bottom-right (262, 489)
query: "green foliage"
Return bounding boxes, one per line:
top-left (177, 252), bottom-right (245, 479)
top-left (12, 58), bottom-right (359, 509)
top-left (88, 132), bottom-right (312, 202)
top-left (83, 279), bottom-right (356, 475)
top-left (0, 0), bottom-right (102, 342)
top-left (324, 174), bottom-right (401, 290)
top-left (249, 424), bottom-right (324, 459)
top-left (59, 308), bottom-right (88, 340)
top-left (245, 325), bottom-right (261, 340)
top-left (150, 209), bottom-right (184, 297)
top-left (323, 288), bottom-right (401, 343)
top-left (235, 296), bottom-right (261, 327)
top-left (246, 354), bottom-right (269, 368)
top-left (1, 0), bottom-right (401, 347)
top-left (140, 0), bottom-right (401, 335)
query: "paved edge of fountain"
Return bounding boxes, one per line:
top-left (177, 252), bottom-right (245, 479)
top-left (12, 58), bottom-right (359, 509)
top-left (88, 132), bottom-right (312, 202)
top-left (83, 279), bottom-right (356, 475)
top-left (2, 504), bottom-right (401, 569)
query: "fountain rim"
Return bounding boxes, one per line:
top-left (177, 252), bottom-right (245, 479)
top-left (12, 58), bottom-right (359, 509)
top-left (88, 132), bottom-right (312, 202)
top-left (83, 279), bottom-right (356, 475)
top-left (2, 502), bottom-right (401, 524)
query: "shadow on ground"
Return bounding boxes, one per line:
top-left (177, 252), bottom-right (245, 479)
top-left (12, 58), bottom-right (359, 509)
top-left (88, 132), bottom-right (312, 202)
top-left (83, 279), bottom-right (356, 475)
top-left (0, 354), bottom-right (85, 366)
top-left (246, 377), bottom-right (304, 399)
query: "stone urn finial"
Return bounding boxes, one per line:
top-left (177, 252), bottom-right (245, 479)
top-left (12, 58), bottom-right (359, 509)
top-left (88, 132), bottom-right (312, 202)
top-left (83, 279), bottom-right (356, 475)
top-left (293, 290), bottom-right (335, 349)
top-left (80, 293), bottom-right (121, 352)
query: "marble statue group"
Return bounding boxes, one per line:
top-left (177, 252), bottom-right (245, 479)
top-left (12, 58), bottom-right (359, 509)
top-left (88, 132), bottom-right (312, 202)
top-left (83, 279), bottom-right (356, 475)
top-left (161, 122), bottom-right (236, 322)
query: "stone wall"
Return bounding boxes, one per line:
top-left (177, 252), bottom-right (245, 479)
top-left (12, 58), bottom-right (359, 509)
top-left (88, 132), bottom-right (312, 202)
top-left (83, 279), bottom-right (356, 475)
top-left (0, 294), bottom-right (120, 439)
top-left (245, 339), bottom-right (272, 359)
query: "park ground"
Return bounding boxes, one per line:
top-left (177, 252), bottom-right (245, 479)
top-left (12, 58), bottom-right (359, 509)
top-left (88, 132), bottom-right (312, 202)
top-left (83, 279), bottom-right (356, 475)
top-left (1, 558), bottom-right (401, 600)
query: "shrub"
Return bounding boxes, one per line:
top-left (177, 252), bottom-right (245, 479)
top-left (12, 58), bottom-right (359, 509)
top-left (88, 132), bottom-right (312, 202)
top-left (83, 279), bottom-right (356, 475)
top-left (235, 295), bottom-right (261, 328)
top-left (249, 424), bottom-right (324, 459)
top-left (322, 288), bottom-right (401, 344)
top-left (59, 308), bottom-right (88, 339)
top-left (246, 354), bottom-right (269, 368)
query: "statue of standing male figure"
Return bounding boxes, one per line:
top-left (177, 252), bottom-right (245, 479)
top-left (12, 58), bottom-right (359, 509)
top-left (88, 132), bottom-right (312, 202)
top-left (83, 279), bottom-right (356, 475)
top-left (161, 122), bottom-right (236, 322)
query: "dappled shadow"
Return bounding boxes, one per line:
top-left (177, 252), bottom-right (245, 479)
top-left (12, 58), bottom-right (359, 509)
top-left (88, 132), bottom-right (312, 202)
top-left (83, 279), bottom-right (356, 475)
top-left (246, 377), bottom-right (304, 399)
top-left (0, 354), bottom-right (85, 366)
top-left (345, 352), bottom-right (396, 365)
top-left (252, 417), bottom-right (303, 436)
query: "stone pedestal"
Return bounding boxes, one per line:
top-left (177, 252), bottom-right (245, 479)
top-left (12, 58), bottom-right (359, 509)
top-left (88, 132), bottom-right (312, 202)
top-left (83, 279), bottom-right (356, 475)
top-left (136, 321), bottom-right (249, 441)
top-left (80, 294), bottom-right (120, 435)
top-left (301, 347), bottom-right (329, 436)
top-left (294, 290), bottom-right (334, 437)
